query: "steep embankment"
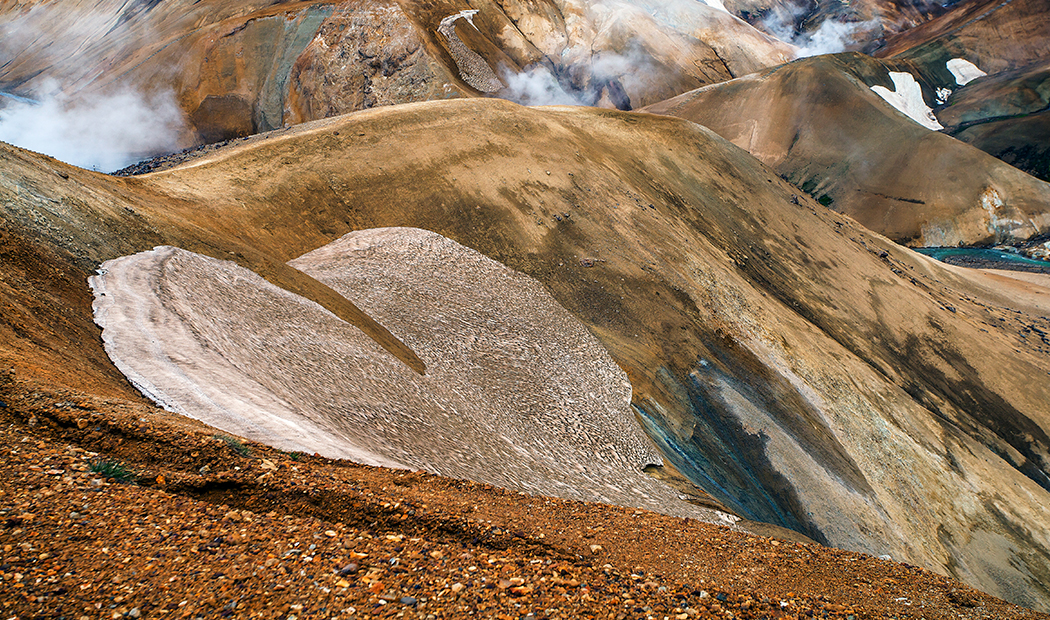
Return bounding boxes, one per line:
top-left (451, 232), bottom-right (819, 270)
top-left (644, 53), bottom-right (1050, 247)
top-left (2, 99), bottom-right (1050, 609)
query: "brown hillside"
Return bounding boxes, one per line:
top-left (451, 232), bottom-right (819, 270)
top-left (643, 53), bottom-right (1050, 246)
top-left (2, 100), bottom-right (1050, 611)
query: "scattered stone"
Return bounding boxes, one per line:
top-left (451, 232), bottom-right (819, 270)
top-left (590, 544), bottom-right (603, 555)
top-left (400, 596), bottom-right (417, 606)
top-left (338, 563), bottom-right (358, 575)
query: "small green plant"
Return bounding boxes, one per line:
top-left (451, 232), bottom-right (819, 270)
top-left (215, 434), bottom-right (251, 456)
top-left (287, 451), bottom-right (303, 461)
top-left (89, 457), bottom-right (136, 483)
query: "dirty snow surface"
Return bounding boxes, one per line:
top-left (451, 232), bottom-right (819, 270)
top-left (90, 227), bottom-right (733, 521)
top-left (870, 71), bottom-right (943, 130)
top-left (946, 58), bottom-right (986, 86)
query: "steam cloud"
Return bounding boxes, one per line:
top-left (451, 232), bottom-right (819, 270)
top-left (0, 85), bottom-right (185, 172)
top-left (760, 6), bottom-right (877, 58)
top-left (499, 66), bottom-right (582, 107)
top-left (498, 48), bottom-right (655, 108)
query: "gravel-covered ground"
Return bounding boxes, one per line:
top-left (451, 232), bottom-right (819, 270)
top-left (0, 372), bottom-right (1044, 620)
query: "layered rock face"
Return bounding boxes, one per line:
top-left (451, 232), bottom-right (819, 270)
top-left (643, 53), bottom-right (1050, 247)
top-left (873, 0), bottom-right (1050, 73)
top-left (0, 0), bottom-right (791, 147)
top-left (2, 99), bottom-right (1050, 609)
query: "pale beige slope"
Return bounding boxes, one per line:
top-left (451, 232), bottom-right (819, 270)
top-left (2, 99), bottom-right (1050, 609)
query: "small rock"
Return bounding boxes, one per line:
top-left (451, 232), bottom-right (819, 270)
top-left (27, 416), bottom-right (37, 426)
top-left (450, 582), bottom-right (465, 593)
top-left (224, 510), bottom-right (242, 521)
top-left (336, 578), bottom-right (351, 588)
top-left (0, 400), bottom-right (6, 408)
top-left (199, 465), bottom-right (211, 474)
top-left (259, 459), bottom-right (277, 471)
top-left (76, 418), bottom-right (88, 429)
top-left (338, 563), bottom-right (358, 575)
top-left (325, 530), bottom-right (337, 537)
top-left (128, 608), bottom-right (141, 618)
top-left (589, 544), bottom-right (603, 555)
top-left (400, 596), bottom-right (417, 606)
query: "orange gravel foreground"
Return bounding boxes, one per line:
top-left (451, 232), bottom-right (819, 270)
top-left (0, 375), bottom-right (1042, 620)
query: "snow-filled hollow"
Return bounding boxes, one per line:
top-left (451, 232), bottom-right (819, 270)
top-left (870, 71), bottom-right (943, 130)
top-left (946, 58), bottom-right (986, 86)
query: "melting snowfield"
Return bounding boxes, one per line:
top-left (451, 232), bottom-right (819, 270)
top-left (90, 227), bottom-right (735, 522)
top-left (870, 71), bottom-right (942, 130)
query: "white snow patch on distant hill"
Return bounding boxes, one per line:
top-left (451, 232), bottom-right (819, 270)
top-left (701, 0), bottom-right (729, 13)
top-left (870, 71), bottom-right (943, 130)
top-left (946, 58), bottom-right (987, 86)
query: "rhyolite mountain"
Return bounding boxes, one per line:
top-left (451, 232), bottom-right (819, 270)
top-left (642, 52), bottom-right (1050, 248)
top-left (4, 0), bottom-right (1050, 613)
top-left (2, 99), bottom-right (1050, 610)
top-left (1, 0), bottom-right (790, 145)
top-left (872, 0), bottom-right (1050, 184)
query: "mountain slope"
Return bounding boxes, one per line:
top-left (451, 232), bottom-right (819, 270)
top-left (2, 99), bottom-right (1050, 609)
top-left (643, 52), bottom-right (1050, 247)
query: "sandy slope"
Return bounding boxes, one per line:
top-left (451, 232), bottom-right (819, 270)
top-left (1, 99), bottom-right (1049, 609)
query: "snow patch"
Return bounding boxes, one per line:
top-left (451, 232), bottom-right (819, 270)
top-left (946, 58), bottom-right (986, 86)
top-left (701, 0), bottom-right (729, 14)
top-left (89, 230), bottom-right (741, 525)
top-left (870, 72), bottom-right (943, 130)
top-left (439, 9), bottom-right (480, 31)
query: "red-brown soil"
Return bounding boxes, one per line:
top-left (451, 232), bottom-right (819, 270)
top-left (0, 373), bottom-right (1043, 620)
